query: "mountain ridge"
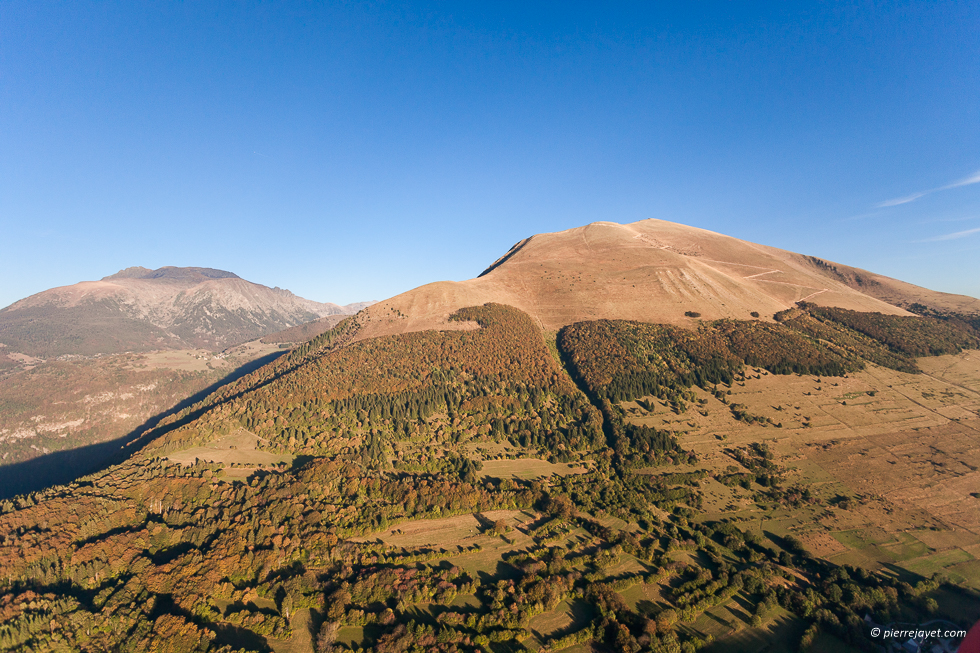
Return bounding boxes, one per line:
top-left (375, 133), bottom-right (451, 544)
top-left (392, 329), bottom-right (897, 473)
top-left (102, 266), bottom-right (242, 282)
top-left (0, 266), bottom-right (373, 357)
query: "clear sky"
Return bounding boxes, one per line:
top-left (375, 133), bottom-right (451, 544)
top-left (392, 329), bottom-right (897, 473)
top-left (2, 2), bottom-right (978, 308)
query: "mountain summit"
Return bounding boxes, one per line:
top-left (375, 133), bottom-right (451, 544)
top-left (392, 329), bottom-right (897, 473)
top-left (102, 266), bottom-right (241, 282)
top-left (0, 267), bottom-right (369, 357)
top-left (353, 219), bottom-right (980, 341)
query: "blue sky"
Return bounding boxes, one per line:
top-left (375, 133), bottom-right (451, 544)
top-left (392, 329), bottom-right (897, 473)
top-left (2, 1), bottom-right (978, 308)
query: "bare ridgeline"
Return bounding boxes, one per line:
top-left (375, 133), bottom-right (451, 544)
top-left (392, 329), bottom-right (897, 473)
top-left (1, 219), bottom-right (979, 653)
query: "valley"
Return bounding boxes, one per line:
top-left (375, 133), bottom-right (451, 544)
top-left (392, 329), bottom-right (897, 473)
top-left (0, 340), bottom-right (289, 498)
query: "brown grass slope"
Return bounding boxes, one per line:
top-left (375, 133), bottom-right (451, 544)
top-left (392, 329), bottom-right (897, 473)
top-left (353, 219), bottom-right (980, 342)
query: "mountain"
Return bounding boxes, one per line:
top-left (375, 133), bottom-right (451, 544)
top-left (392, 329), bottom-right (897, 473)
top-left (1, 221), bottom-right (979, 653)
top-left (0, 266), bottom-right (371, 357)
top-left (353, 219), bottom-right (980, 341)
top-left (0, 268), bottom-right (374, 496)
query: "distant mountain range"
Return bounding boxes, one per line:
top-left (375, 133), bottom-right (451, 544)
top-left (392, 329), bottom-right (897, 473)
top-left (0, 266), bottom-right (373, 357)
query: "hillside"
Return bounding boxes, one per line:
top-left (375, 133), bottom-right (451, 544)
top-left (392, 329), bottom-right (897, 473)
top-left (0, 266), bottom-right (370, 357)
top-left (1, 223), bottom-right (979, 653)
top-left (353, 219), bottom-right (980, 341)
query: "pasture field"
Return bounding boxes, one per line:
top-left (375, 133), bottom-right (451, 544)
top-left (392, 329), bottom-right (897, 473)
top-left (619, 581), bottom-right (667, 613)
top-left (336, 626), bottom-right (364, 648)
top-left (132, 339), bottom-right (284, 372)
top-left (526, 599), bottom-right (595, 649)
top-left (808, 632), bottom-right (865, 653)
top-left (899, 548), bottom-right (976, 578)
top-left (267, 609), bottom-right (314, 653)
top-left (479, 458), bottom-right (590, 480)
top-left (350, 509), bottom-right (527, 549)
top-left (137, 349), bottom-right (228, 372)
top-left (165, 429), bottom-right (293, 471)
top-left (623, 351), bottom-right (980, 590)
top-left (596, 552), bottom-right (650, 580)
top-left (930, 587), bottom-right (980, 622)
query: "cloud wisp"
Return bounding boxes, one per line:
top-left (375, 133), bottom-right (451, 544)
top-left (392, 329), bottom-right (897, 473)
top-left (945, 170), bottom-right (980, 189)
top-left (879, 192), bottom-right (927, 207)
top-left (921, 226), bottom-right (980, 242)
top-left (878, 169), bottom-right (980, 208)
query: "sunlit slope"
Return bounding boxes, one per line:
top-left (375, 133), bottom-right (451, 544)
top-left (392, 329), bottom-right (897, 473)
top-left (354, 219), bottom-right (979, 341)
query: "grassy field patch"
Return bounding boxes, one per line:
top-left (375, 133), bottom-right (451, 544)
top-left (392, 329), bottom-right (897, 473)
top-left (945, 558), bottom-right (980, 589)
top-left (351, 510), bottom-right (525, 549)
top-left (165, 429), bottom-right (292, 468)
top-left (528, 599), bottom-right (595, 640)
top-left (927, 586), bottom-right (980, 622)
top-left (900, 548), bottom-right (975, 578)
top-left (619, 582), bottom-right (668, 613)
top-left (336, 626), bottom-right (364, 647)
top-left (479, 458), bottom-right (590, 480)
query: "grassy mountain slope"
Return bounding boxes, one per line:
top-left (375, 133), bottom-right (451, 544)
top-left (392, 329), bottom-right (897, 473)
top-left (351, 219), bottom-right (980, 343)
top-left (259, 315), bottom-right (348, 345)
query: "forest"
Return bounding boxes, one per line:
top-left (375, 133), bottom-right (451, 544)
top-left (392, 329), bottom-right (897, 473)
top-left (0, 302), bottom-right (977, 652)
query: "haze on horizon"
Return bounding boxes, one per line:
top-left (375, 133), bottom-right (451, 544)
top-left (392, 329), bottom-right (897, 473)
top-left (2, 1), bottom-right (978, 309)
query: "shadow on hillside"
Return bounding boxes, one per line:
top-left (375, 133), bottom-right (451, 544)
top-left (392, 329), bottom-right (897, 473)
top-left (0, 350), bottom-right (287, 500)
